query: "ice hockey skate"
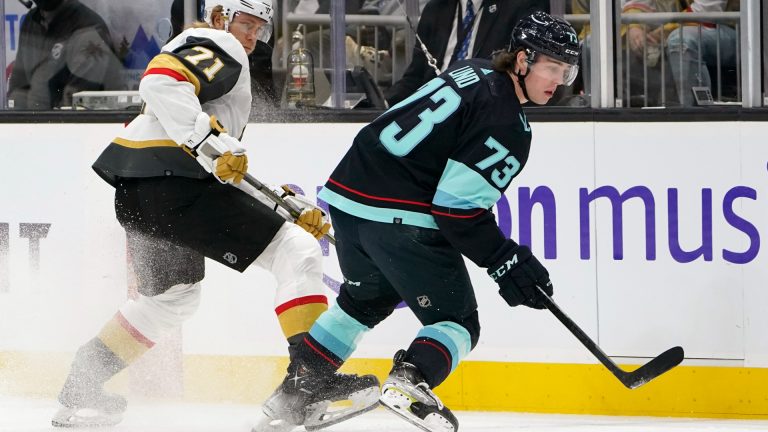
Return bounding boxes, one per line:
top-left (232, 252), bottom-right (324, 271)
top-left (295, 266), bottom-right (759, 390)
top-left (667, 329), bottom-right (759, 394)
top-left (253, 359), bottom-right (380, 432)
top-left (51, 338), bottom-right (128, 427)
top-left (51, 389), bottom-right (126, 427)
top-left (379, 350), bottom-right (459, 432)
top-left (51, 393), bottom-right (126, 427)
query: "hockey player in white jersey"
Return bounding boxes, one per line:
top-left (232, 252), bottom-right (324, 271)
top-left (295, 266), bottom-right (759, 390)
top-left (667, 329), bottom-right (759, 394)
top-left (51, 0), bottom-right (378, 428)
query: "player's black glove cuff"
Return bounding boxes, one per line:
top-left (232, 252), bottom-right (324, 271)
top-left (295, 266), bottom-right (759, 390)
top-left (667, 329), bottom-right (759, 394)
top-left (486, 243), bottom-right (553, 309)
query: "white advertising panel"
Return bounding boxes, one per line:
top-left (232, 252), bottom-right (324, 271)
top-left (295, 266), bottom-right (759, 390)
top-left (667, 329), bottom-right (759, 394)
top-left (739, 122), bottom-right (768, 367)
top-left (0, 121), bottom-right (764, 366)
top-left (0, 123), bottom-right (128, 351)
top-left (594, 123), bottom-right (748, 360)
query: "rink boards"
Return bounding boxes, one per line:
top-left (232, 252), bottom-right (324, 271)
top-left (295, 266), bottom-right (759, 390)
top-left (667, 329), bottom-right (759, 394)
top-left (0, 121), bottom-right (767, 418)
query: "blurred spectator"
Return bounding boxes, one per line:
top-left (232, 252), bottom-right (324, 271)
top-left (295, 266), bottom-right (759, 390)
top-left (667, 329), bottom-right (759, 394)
top-left (276, 1), bottom-right (374, 66)
top-left (292, 0), bottom-right (429, 44)
top-left (274, 0), bottom-right (427, 87)
top-left (360, 0), bottom-right (429, 16)
top-left (575, 0), bottom-right (681, 107)
top-left (7, 0), bottom-right (123, 110)
top-left (357, 0), bottom-right (429, 82)
top-left (625, 1), bottom-right (671, 64)
top-left (575, 0), bottom-right (739, 106)
top-left (665, 0), bottom-right (739, 105)
top-left (385, 0), bottom-right (549, 105)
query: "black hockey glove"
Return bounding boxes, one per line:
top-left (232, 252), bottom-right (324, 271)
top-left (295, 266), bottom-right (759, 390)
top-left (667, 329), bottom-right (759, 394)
top-left (486, 243), bottom-right (553, 309)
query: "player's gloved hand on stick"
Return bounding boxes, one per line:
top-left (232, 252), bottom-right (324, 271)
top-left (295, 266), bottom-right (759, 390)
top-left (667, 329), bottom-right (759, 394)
top-left (213, 144), bottom-right (248, 185)
top-left (486, 243), bottom-right (553, 309)
top-left (280, 185), bottom-right (332, 240)
top-left (183, 112), bottom-right (248, 185)
top-left (296, 208), bottom-right (331, 240)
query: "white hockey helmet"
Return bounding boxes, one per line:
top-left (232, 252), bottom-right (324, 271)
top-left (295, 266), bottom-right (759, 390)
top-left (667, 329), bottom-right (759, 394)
top-left (204, 0), bottom-right (273, 43)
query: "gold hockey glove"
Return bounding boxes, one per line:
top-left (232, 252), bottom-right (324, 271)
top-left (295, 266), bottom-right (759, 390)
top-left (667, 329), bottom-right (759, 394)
top-left (183, 112), bottom-right (248, 184)
top-left (295, 208), bottom-right (331, 240)
top-left (215, 151), bottom-right (248, 185)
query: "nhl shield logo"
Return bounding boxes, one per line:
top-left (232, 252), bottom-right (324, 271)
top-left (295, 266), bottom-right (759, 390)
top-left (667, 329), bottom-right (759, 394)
top-left (417, 295), bottom-right (432, 308)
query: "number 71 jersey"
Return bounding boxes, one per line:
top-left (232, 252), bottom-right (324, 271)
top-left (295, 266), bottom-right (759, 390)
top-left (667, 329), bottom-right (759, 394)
top-left (92, 27), bottom-right (251, 186)
top-left (319, 59), bottom-right (532, 234)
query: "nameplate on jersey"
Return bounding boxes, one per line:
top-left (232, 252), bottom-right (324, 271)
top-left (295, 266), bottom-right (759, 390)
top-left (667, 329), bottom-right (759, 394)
top-left (448, 66), bottom-right (480, 89)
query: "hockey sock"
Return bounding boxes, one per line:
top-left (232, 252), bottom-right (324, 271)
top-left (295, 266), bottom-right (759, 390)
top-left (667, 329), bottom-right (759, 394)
top-left (287, 332), bottom-right (307, 363)
top-left (275, 294), bottom-right (328, 342)
top-left (97, 311), bottom-right (155, 365)
top-left (298, 333), bottom-right (344, 373)
top-left (405, 338), bottom-right (452, 388)
top-left (305, 303), bottom-right (371, 368)
top-left (405, 322), bottom-right (472, 388)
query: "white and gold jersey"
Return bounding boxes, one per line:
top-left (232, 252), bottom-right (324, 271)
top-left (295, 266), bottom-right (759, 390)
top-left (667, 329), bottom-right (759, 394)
top-left (94, 27), bottom-right (252, 185)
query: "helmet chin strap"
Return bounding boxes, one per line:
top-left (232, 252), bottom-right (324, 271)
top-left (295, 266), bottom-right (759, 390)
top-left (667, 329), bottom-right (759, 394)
top-left (224, 11), bottom-right (241, 33)
top-left (515, 68), bottom-right (533, 104)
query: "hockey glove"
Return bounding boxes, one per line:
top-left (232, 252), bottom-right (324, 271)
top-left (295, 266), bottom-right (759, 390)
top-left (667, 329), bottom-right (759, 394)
top-left (183, 112), bottom-right (248, 185)
top-left (214, 150), bottom-right (248, 185)
top-left (487, 243), bottom-right (553, 309)
top-left (296, 208), bottom-right (331, 240)
top-left (281, 186), bottom-right (332, 240)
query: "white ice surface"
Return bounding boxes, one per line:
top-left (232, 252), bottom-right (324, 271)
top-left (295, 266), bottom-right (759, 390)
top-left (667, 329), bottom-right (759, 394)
top-left (1, 397), bottom-right (768, 432)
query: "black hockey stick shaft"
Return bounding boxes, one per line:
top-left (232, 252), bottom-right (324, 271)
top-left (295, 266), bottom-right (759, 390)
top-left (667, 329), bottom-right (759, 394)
top-left (243, 174), bottom-right (336, 245)
top-left (535, 285), bottom-right (684, 389)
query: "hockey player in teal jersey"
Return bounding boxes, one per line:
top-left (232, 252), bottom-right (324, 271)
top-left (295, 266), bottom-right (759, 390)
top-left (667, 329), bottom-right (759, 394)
top-left (259, 11), bottom-right (581, 432)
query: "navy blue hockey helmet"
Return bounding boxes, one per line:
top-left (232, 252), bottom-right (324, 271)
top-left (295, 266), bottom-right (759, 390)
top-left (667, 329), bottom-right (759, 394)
top-left (510, 11), bottom-right (581, 67)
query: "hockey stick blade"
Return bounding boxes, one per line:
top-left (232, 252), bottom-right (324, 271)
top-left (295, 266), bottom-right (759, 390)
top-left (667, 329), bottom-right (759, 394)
top-left (535, 285), bottom-right (684, 389)
top-left (243, 174), bottom-right (336, 244)
top-left (616, 346), bottom-right (684, 389)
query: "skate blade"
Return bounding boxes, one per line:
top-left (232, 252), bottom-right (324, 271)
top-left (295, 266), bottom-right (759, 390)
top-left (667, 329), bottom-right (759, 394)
top-left (304, 385), bottom-right (380, 431)
top-left (51, 406), bottom-right (123, 428)
top-left (250, 410), bottom-right (299, 432)
top-left (380, 388), bottom-right (455, 432)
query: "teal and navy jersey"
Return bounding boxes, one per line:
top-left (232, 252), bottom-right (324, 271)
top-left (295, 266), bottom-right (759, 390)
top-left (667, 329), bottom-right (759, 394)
top-left (318, 59), bottom-right (532, 267)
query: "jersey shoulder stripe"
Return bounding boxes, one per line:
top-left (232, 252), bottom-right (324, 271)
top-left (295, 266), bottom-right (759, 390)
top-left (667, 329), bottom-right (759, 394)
top-left (144, 53), bottom-right (202, 94)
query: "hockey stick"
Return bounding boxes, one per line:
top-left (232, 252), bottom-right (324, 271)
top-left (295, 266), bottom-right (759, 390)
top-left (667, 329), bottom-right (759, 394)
top-left (535, 285), bottom-right (684, 389)
top-left (242, 173), bottom-right (336, 245)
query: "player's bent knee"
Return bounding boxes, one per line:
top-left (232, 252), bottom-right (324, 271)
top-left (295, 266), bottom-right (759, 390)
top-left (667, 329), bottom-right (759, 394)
top-left (279, 223), bottom-right (324, 274)
top-left (120, 282), bottom-right (202, 342)
top-left (336, 287), bottom-right (394, 328)
top-left (151, 282), bottom-right (203, 321)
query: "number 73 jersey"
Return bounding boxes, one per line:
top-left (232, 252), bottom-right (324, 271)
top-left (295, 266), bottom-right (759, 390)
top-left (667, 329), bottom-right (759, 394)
top-left (318, 59), bottom-right (532, 266)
